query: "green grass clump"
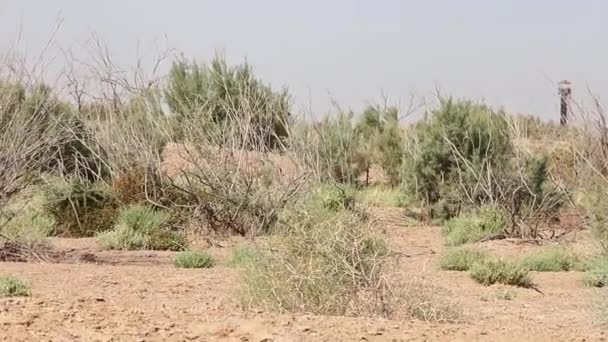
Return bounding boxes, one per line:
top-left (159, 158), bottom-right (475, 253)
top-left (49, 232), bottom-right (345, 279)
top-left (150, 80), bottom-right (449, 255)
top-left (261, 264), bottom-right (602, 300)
top-left (356, 186), bottom-right (409, 208)
top-left (0, 276), bottom-right (31, 297)
top-left (442, 205), bottom-right (507, 246)
top-left (439, 247), bottom-right (488, 271)
top-left (469, 258), bottom-right (532, 287)
top-left (519, 246), bottom-right (580, 272)
top-left (310, 184), bottom-right (357, 212)
top-left (174, 251), bottom-right (214, 269)
top-left (582, 258), bottom-right (608, 288)
top-left (229, 243), bottom-right (257, 267)
top-left (97, 205), bottom-right (185, 251)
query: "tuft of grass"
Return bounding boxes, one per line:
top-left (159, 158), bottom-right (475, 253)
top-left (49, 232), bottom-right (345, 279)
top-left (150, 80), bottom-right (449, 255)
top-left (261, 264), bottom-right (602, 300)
top-left (174, 251), bottom-right (214, 269)
top-left (0, 276), bottom-right (31, 297)
top-left (97, 205), bottom-right (185, 251)
top-left (519, 246), bottom-right (581, 272)
top-left (495, 288), bottom-right (516, 301)
top-left (438, 247), bottom-right (488, 271)
top-left (401, 278), bottom-right (465, 323)
top-left (470, 258), bottom-right (532, 287)
top-left (229, 243), bottom-right (257, 267)
top-left (582, 258), bottom-right (608, 288)
top-left (442, 205), bottom-right (507, 246)
top-left (356, 186), bottom-right (409, 208)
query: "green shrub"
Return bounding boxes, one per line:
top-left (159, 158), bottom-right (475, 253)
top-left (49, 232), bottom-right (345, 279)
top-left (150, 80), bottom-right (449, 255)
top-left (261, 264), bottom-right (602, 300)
top-left (470, 259), bottom-right (532, 287)
top-left (311, 184), bottom-right (357, 212)
top-left (582, 258), bottom-right (608, 288)
top-left (230, 243), bottom-right (257, 267)
top-left (96, 205), bottom-right (185, 251)
top-left (519, 246), bottom-right (580, 272)
top-left (0, 276), bottom-right (31, 297)
top-left (404, 98), bottom-right (511, 207)
top-left (43, 179), bottom-right (119, 237)
top-left (174, 251), bottom-right (214, 269)
top-left (442, 206), bottom-right (507, 246)
top-left (439, 247), bottom-right (488, 271)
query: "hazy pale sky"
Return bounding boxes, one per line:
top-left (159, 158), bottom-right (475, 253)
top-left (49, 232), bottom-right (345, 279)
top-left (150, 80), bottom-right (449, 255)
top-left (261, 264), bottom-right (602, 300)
top-left (0, 0), bottom-right (606, 119)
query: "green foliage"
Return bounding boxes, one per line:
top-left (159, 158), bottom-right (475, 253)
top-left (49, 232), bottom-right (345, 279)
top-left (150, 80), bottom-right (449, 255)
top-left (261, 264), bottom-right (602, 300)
top-left (405, 98), bottom-right (511, 207)
top-left (43, 179), bottom-right (119, 237)
top-left (0, 189), bottom-right (54, 248)
top-left (442, 205), bottom-right (508, 246)
top-left (174, 250), bottom-right (214, 269)
top-left (356, 186), bottom-right (410, 208)
top-left (469, 259), bottom-right (532, 287)
top-left (310, 184), bottom-right (357, 212)
top-left (0, 276), bottom-right (31, 297)
top-left (230, 243), bottom-right (258, 267)
top-left (356, 105), bottom-right (403, 186)
top-left (165, 55), bottom-right (289, 149)
top-left (582, 258), bottom-right (608, 288)
top-left (96, 205), bottom-right (185, 251)
top-left (439, 247), bottom-right (488, 271)
top-left (519, 246), bottom-right (580, 272)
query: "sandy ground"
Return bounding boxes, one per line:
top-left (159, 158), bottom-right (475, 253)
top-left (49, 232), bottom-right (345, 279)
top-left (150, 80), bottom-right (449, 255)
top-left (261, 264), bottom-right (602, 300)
top-left (1, 207), bottom-right (607, 341)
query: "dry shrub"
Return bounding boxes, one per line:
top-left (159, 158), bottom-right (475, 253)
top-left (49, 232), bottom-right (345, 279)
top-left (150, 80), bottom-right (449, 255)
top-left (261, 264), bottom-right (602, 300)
top-left (43, 179), bottom-right (120, 237)
top-left (238, 191), bottom-right (394, 317)
top-left (399, 277), bottom-right (465, 323)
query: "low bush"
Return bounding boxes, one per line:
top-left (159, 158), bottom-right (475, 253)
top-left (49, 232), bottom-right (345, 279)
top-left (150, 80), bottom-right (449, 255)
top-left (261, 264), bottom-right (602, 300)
top-left (174, 251), bottom-right (214, 269)
top-left (519, 246), bottom-right (580, 272)
top-left (97, 205), bottom-right (185, 251)
top-left (438, 247), bottom-right (488, 271)
top-left (442, 205), bottom-right (508, 246)
top-left (401, 277), bottom-right (465, 323)
top-left (239, 189), bottom-right (394, 317)
top-left (0, 275), bottom-right (31, 297)
top-left (229, 243), bottom-right (257, 267)
top-left (470, 258), bottom-right (532, 287)
top-left (42, 179), bottom-right (119, 237)
top-left (0, 191), bottom-right (54, 249)
top-left (311, 184), bottom-right (357, 212)
top-left (582, 258), bottom-right (608, 288)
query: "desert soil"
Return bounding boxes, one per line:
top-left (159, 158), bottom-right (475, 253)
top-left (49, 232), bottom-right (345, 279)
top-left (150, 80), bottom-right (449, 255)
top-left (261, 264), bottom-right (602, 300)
top-left (1, 207), bottom-right (606, 341)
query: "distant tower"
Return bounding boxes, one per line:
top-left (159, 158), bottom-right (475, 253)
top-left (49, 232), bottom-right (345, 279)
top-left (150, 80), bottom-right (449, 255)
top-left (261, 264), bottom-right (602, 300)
top-left (558, 80), bottom-right (572, 125)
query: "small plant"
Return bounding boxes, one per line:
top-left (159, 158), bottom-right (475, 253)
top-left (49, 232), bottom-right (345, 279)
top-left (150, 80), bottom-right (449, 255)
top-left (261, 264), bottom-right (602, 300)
top-left (174, 251), bottom-right (214, 269)
top-left (97, 205), bottom-right (185, 251)
top-left (439, 247), bottom-right (488, 271)
top-left (356, 186), bottom-right (409, 208)
top-left (582, 258), bottom-right (608, 288)
top-left (230, 243), bottom-right (257, 267)
top-left (401, 278), bottom-right (465, 323)
top-left (495, 288), bottom-right (516, 301)
top-left (0, 276), bottom-right (31, 297)
top-left (519, 246), bottom-right (581, 272)
top-left (470, 258), bottom-right (532, 287)
top-left (442, 205), bottom-right (507, 246)
top-left (312, 184), bottom-right (357, 212)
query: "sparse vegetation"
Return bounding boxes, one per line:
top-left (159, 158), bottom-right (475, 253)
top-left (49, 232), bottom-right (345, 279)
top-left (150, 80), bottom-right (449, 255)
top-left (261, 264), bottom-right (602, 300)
top-left (0, 275), bottom-right (31, 297)
top-left (519, 246), bottom-right (581, 272)
top-left (356, 186), bottom-right (409, 208)
top-left (439, 247), bottom-right (488, 271)
top-left (174, 250), bottom-right (214, 269)
top-left (469, 258), bottom-right (532, 287)
top-left (442, 205), bottom-right (508, 246)
top-left (229, 243), bottom-right (257, 267)
top-left (97, 205), bottom-right (185, 251)
top-left (582, 258), bottom-right (608, 288)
